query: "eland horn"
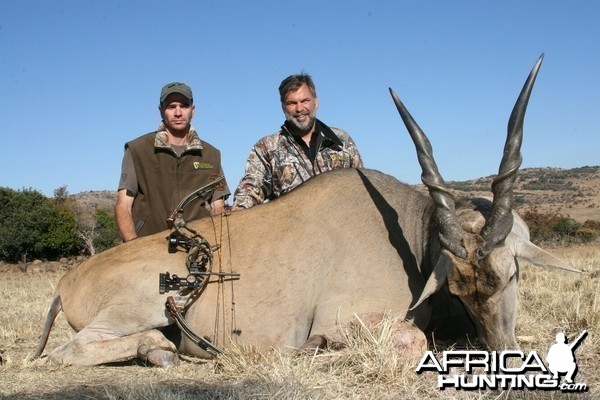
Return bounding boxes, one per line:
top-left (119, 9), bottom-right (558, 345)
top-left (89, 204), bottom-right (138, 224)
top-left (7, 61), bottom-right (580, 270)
top-left (477, 54), bottom-right (544, 259)
top-left (389, 88), bottom-right (467, 259)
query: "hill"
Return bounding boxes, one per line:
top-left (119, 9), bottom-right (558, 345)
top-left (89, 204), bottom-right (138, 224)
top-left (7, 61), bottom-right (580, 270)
top-left (71, 166), bottom-right (600, 224)
top-left (71, 190), bottom-right (117, 212)
top-left (441, 165), bottom-right (600, 223)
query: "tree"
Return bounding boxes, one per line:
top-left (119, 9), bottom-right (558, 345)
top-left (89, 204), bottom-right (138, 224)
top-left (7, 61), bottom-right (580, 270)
top-left (73, 207), bottom-right (120, 256)
top-left (0, 187), bottom-right (81, 262)
top-left (92, 209), bottom-right (119, 253)
top-left (53, 185), bottom-right (69, 204)
top-left (42, 204), bottom-right (80, 259)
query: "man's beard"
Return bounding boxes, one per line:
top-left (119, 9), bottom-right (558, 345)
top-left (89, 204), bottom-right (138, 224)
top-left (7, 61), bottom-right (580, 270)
top-left (285, 110), bottom-right (317, 133)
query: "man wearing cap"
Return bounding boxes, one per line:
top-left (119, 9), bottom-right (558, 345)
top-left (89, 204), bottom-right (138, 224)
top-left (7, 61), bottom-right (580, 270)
top-left (115, 82), bottom-right (230, 241)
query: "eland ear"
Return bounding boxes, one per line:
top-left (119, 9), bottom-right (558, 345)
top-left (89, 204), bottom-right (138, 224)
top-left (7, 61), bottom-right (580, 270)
top-left (511, 233), bottom-right (581, 273)
top-left (410, 252), bottom-right (452, 311)
top-left (508, 213), bottom-right (580, 273)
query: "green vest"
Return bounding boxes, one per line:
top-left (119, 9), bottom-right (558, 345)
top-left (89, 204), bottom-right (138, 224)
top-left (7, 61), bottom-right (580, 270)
top-left (127, 132), bottom-right (225, 237)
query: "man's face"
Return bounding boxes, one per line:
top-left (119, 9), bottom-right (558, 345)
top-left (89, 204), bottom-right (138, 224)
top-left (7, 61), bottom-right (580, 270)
top-left (282, 83), bottom-right (319, 133)
top-left (160, 93), bottom-right (195, 134)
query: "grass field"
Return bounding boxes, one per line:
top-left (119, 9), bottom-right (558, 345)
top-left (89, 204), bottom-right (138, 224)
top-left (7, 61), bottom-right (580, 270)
top-left (1, 244), bottom-right (598, 399)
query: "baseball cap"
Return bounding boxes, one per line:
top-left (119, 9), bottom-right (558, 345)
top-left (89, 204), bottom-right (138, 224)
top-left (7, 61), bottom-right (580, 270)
top-left (160, 82), bottom-right (193, 104)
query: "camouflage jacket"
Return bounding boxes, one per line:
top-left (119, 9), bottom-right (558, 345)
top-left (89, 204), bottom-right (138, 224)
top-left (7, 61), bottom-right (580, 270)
top-left (232, 119), bottom-right (363, 209)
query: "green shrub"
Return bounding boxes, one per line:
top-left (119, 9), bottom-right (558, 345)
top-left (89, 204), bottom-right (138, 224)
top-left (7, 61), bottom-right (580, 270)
top-left (0, 187), bottom-right (82, 262)
top-left (93, 209), bottom-right (119, 253)
top-left (521, 209), bottom-right (599, 245)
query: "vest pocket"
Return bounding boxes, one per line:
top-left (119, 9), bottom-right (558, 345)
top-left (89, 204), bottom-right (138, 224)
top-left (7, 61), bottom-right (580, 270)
top-left (135, 215), bottom-right (148, 233)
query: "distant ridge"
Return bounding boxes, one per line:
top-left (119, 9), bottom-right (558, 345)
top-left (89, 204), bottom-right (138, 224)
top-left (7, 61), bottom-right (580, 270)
top-left (441, 165), bottom-right (600, 223)
top-left (70, 189), bottom-right (117, 214)
top-left (72, 166), bottom-right (600, 224)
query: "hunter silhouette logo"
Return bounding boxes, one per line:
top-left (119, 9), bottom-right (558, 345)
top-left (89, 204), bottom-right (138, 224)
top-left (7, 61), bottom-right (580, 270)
top-left (416, 330), bottom-right (589, 392)
top-left (546, 330), bottom-right (587, 384)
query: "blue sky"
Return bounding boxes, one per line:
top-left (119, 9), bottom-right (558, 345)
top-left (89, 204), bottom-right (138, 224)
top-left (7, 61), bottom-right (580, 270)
top-left (1, 1), bottom-right (598, 198)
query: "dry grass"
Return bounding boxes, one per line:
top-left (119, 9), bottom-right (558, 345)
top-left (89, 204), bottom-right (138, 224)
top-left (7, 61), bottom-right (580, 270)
top-left (1, 244), bottom-right (598, 399)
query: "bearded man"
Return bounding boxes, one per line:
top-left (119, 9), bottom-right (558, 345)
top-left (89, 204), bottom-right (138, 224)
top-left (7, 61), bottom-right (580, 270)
top-left (232, 73), bottom-right (363, 209)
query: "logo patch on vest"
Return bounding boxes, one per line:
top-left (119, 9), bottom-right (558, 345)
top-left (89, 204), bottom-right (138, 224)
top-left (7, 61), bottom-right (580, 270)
top-left (193, 162), bottom-right (214, 169)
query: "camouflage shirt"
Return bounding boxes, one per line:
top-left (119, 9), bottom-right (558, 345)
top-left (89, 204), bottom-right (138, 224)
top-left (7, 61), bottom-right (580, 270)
top-left (233, 119), bottom-right (363, 209)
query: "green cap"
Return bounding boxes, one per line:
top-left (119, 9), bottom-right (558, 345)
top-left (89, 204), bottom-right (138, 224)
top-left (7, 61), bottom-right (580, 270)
top-left (160, 82), bottom-right (193, 104)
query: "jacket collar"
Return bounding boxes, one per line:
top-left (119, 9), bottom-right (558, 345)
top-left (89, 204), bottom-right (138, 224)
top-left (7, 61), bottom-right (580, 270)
top-left (315, 119), bottom-right (343, 149)
top-left (154, 122), bottom-right (203, 151)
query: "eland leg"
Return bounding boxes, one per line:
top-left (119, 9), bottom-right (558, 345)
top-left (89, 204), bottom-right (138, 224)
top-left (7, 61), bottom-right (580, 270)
top-left (298, 334), bottom-right (328, 352)
top-left (47, 327), bottom-right (178, 367)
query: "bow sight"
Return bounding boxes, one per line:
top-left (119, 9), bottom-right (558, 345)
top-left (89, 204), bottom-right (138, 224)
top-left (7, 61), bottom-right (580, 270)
top-left (159, 230), bottom-right (213, 294)
top-left (158, 177), bottom-right (224, 295)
